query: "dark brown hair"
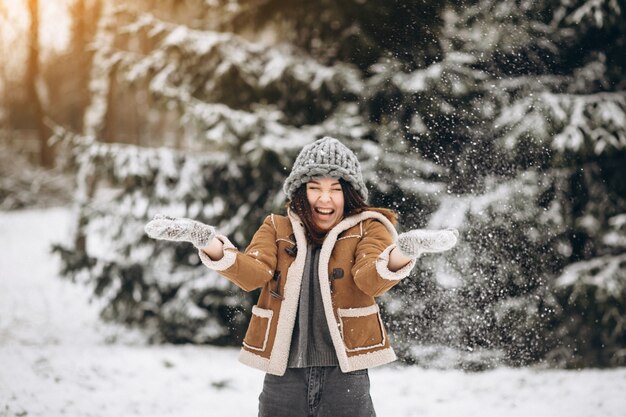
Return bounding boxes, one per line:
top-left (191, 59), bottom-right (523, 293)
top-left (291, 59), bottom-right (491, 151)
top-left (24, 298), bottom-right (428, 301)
top-left (288, 178), bottom-right (397, 245)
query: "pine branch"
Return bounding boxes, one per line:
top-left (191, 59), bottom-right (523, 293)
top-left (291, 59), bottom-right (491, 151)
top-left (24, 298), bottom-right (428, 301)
top-left (84, 11), bottom-right (364, 140)
top-left (495, 91), bottom-right (626, 156)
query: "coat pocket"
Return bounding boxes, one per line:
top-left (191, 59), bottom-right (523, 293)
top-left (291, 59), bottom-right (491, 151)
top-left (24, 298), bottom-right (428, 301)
top-left (243, 306), bottom-right (273, 352)
top-left (337, 304), bottom-right (385, 352)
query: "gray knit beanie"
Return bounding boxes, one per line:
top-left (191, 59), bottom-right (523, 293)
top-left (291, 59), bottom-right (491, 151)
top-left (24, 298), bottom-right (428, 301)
top-left (283, 136), bottom-right (368, 201)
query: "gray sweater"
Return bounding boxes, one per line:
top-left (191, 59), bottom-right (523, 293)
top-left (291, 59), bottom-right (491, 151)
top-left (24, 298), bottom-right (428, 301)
top-left (287, 243), bottom-right (339, 368)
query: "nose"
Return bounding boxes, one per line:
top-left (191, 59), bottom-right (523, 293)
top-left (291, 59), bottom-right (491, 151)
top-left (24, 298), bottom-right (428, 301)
top-left (319, 190), bottom-right (332, 202)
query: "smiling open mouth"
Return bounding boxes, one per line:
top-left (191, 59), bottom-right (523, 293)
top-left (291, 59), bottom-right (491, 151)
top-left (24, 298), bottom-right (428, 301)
top-left (315, 208), bottom-right (334, 215)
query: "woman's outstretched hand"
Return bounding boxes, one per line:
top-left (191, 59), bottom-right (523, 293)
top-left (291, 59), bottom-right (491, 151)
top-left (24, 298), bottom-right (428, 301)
top-left (144, 214), bottom-right (216, 248)
top-left (396, 228), bottom-right (459, 258)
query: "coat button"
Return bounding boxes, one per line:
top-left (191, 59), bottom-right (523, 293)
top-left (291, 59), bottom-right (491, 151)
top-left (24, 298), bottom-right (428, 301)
top-left (285, 245), bottom-right (297, 257)
top-left (332, 268), bottom-right (344, 279)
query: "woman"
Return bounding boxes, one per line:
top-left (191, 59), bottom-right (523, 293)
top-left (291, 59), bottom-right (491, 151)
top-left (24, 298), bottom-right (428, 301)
top-left (145, 137), bottom-right (458, 417)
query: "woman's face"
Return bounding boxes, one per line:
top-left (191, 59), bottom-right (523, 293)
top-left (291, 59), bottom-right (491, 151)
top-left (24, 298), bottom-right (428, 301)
top-left (306, 177), bottom-right (344, 231)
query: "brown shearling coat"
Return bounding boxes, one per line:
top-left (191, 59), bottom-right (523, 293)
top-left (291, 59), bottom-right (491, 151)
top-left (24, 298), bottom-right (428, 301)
top-left (199, 210), bottom-right (416, 375)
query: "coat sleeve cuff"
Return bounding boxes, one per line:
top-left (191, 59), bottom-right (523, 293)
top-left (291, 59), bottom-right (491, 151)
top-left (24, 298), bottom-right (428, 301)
top-left (198, 235), bottom-right (238, 271)
top-left (375, 244), bottom-right (417, 281)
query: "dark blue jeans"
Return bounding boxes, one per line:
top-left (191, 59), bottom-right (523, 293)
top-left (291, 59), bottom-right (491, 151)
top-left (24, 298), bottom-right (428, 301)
top-left (258, 366), bottom-right (376, 417)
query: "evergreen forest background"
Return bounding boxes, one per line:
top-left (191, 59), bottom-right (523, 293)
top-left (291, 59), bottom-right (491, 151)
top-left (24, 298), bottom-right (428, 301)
top-left (1, 0), bottom-right (625, 369)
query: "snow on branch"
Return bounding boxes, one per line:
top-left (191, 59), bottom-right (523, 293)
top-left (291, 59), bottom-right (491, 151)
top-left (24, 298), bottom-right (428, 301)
top-left (388, 52), bottom-right (489, 97)
top-left (555, 0), bottom-right (623, 29)
top-left (555, 252), bottom-right (626, 299)
top-left (495, 91), bottom-right (626, 156)
top-left (70, 139), bottom-right (217, 211)
top-left (358, 139), bottom-right (446, 196)
top-left (427, 170), bottom-right (568, 231)
top-left (84, 10), bottom-right (364, 142)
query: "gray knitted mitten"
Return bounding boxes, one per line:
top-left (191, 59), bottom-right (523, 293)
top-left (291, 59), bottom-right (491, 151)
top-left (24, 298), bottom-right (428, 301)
top-left (144, 214), bottom-right (216, 248)
top-left (397, 228), bottom-right (459, 258)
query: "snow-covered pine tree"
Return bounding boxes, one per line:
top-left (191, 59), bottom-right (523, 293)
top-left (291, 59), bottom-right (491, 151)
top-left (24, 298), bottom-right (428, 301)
top-left (377, 0), bottom-right (626, 367)
top-left (55, 0), bottom-right (626, 366)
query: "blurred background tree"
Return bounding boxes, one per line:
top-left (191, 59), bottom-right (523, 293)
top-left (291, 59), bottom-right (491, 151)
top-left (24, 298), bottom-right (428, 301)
top-left (1, 0), bottom-right (624, 367)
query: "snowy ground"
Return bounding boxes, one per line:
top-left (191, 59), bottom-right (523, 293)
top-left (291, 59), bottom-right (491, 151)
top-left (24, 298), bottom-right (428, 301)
top-left (1, 208), bottom-right (625, 417)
